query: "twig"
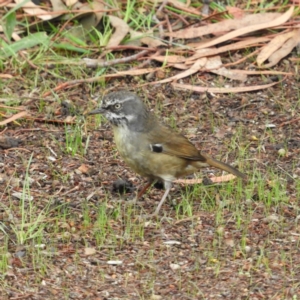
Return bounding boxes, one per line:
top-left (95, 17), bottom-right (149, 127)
top-left (15, 128), bottom-right (63, 133)
top-left (59, 186), bottom-right (80, 197)
top-left (222, 49), bottom-right (261, 68)
top-left (25, 116), bottom-right (76, 125)
top-left (152, 15), bottom-right (165, 38)
top-left (165, 14), bottom-right (173, 45)
top-left (167, 10), bottom-right (190, 26)
top-left (4, 148), bottom-right (32, 153)
top-left (85, 49), bottom-right (151, 68)
top-left (135, 50), bottom-right (162, 69)
top-left (157, 0), bottom-right (168, 15)
top-left (278, 117), bottom-right (300, 127)
top-left (0, 127), bottom-right (8, 135)
top-left (106, 45), bottom-right (155, 51)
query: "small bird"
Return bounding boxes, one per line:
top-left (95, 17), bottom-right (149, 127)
top-left (88, 91), bottom-right (246, 217)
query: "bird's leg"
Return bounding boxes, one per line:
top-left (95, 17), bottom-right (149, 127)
top-left (152, 184), bottom-right (171, 216)
top-left (137, 181), bottom-right (152, 199)
top-left (141, 181), bottom-right (172, 219)
top-left (128, 181), bottom-right (152, 205)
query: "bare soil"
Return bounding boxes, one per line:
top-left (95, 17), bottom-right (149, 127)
top-left (1, 63), bottom-right (300, 299)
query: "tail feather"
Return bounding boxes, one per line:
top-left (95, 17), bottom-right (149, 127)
top-left (200, 152), bottom-right (247, 180)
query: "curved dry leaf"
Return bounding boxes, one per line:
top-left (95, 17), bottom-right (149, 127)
top-left (186, 37), bottom-right (271, 63)
top-left (212, 67), bottom-right (247, 82)
top-left (196, 6), bottom-right (294, 50)
top-left (172, 79), bottom-right (282, 94)
top-left (152, 53), bottom-right (247, 81)
top-left (151, 55), bottom-right (186, 64)
top-left (257, 30), bottom-right (295, 66)
top-left (14, 0), bottom-right (54, 20)
top-left (205, 56), bottom-right (247, 82)
top-left (227, 6), bottom-right (245, 19)
top-left (0, 74), bottom-right (13, 79)
top-left (149, 58), bottom-right (207, 84)
top-left (0, 111), bottom-right (28, 126)
top-left (260, 29), bottom-right (300, 68)
top-left (63, 0), bottom-right (77, 6)
top-left (107, 16), bottom-right (130, 48)
top-left (172, 64), bottom-right (189, 70)
top-left (169, 12), bottom-right (282, 39)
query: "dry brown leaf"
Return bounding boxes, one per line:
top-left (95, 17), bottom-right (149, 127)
top-left (148, 58), bottom-right (207, 85)
top-left (0, 105), bottom-right (24, 110)
top-left (172, 79), bottom-right (281, 94)
top-left (257, 30), bottom-right (295, 66)
top-left (186, 37), bottom-right (271, 63)
top-left (226, 6), bottom-right (245, 19)
top-left (205, 56), bottom-right (247, 82)
top-left (259, 29), bottom-right (300, 68)
top-left (211, 67), bottom-right (247, 81)
top-left (14, 0), bottom-right (56, 20)
top-left (151, 55), bottom-right (186, 64)
top-left (196, 6), bottom-right (294, 50)
top-left (0, 111), bottom-right (28, 126)
top-left (168, 12), bottom-right (282, 39)
top-left (84, 247), bottom-right (96, 256)
top-left (172, 64), bottom-right (189, 70)
top-left (63, 0), bottom-right (77, 6)
top-left (77, 164), bottom-right (90, 175)
top-left (0, 74), bottom-right (13, 79)
top-left (107, 16), bottom-right (130, 48)
top-left (153, 53), bottom-right (247, 81)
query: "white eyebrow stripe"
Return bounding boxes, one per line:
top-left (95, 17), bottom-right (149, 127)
top-left (103, 94), bottom-right (139, 106)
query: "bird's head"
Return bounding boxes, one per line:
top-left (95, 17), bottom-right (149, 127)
top-left (88, 91), bottom-right (149, 131)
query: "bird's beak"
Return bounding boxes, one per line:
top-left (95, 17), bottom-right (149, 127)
top-left (86, 107), bottom-right (105, 116)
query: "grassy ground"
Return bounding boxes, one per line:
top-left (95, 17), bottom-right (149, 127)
top-left (1, 1), bottom-right (300, 299)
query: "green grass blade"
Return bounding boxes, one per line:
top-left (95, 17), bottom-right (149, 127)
top-left (0, 32), bottom-right (49, 58)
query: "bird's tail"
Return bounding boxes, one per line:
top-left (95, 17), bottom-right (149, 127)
top-left (200, 152), bottom-right (247, 180)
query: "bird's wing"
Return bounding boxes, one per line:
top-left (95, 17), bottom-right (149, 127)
top-left (148, 123), bottom-right (207, 161)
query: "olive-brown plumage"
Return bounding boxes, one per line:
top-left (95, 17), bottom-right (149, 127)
top-left (88, 91), bottom-right (246, 217)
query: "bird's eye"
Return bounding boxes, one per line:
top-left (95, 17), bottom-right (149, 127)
top-left (114, 103), bottom-right (122, 110)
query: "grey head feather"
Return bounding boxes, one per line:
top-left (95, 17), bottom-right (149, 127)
top-left (100, 91), bottom-right (150, 132)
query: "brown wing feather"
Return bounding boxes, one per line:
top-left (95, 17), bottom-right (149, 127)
top-left (148, 120), bottom-right (207, 161)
